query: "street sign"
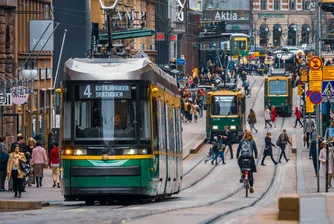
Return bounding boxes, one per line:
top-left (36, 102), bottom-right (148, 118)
top-left (306, 97), bottom-right (315, 113)
top-left (322, 80), bottom-right (334, 97)
top-left (309, 81), bottom-right (322, 92)
top-left (309, 91), bottom-right (322, 104)
top-left (176, 58), bottom-right (186, 65)
top-left (308, 56), bottom-right (323, 70)
top-left (0, 93), bottom-right (12, 106)
top-left (301, 69), bottom-right (307, 82)
top-left (323, 66), bottom-right (334, 80)
top-left (309, 70), bottom-right (323, 81)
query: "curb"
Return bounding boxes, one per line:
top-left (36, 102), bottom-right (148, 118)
top-left (0, 200), bottom-right (42, 212)
top-left (183, 138), bottom-right (207, 160)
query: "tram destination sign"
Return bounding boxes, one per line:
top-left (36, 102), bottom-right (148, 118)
top-left (79, 84), bottom-right (131, 99)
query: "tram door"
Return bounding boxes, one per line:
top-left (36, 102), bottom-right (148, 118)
top-left (25, 113), bottom-right (49, 153)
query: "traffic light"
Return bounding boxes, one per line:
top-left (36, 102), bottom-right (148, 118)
top-left (301, 84), bottom-right (306, 101)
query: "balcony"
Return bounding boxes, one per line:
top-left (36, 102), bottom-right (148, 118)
top-left (0, 0), bottom-right (17, 8)
top-left (171, 21), bottom-right (186, 34)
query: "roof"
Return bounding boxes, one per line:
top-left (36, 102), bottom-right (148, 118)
top-left (64, 58), bottom-right (177, 87)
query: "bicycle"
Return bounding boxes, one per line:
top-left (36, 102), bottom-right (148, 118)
top-left (241, 159), bottom-right (252, 197)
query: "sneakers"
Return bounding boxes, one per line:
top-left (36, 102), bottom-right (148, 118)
top-left (250, 187), bottom-right (254, 193)
top-left (261, 163), bottom-right (266, 166)
top-left (286, 159), bottom-right (290, 163)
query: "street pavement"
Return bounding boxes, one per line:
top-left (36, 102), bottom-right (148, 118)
top-left (2, 75), bottom-right (334, 223)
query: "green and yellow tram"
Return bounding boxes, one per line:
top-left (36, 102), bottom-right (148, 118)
top-left (60, 58), bottom-right (182, 204)
top-left (264, 69), bottom-right (293, 116)
top-left (206, 83), bottom-right (246, 142)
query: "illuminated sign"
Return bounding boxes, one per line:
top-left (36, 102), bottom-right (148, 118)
top-left (79, 84), bottom-right (131, 99)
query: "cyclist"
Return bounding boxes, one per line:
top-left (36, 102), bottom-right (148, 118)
top-left (242, 79), bottom-right (250, 95)
top-left (236, 131), bottom-right (258, 193)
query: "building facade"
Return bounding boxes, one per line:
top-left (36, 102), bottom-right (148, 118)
top-left (201, 0), bottom-right (251, 34)
top-left (252, 0), bottom-right (316, 47)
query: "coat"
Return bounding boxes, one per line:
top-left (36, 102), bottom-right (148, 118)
top-left (310, 139), bottom-right (322, 158)
top-left (237, 140), bottom-right (258, 172)
top-left (7, 152), bottom-right (26, 180)
top-left (295, 108), bottom-right (301, 119)
top-left (319, 148), bottom-right (334, 176)
top-left (248, 112), bottom-right (257, 124)
top-left (271, 109), bottom-right (278, 122)
top-left (264, 136), bottom-right (275, 156)
top-left (264, 109), bottom-right (271, 121)
top-left (305, 119), bottom-right (315, 133)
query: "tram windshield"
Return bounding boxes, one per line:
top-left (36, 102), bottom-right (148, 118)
top-left (211, 96), bottom-right (237, 116)
top-left (269, 80), bottom-right (287, 95)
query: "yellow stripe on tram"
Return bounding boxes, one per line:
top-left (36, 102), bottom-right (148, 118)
top-left (61, 155), bottom-right (154, 160)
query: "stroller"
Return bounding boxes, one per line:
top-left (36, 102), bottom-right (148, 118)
top-left (23, 163), bottom-right (32, 191)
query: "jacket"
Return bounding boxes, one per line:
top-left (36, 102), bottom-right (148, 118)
top-left (271, 109), bottom-right (278, 122)
top-left (236, 140), bottom-right (258, 158)
top-left (264, 109), bottom-right (271, 120)
top-left (264, 136), bottom-right (275, 156)
top-left (7, 152), bottom-right (26, 180)
top-left (319, 148), bottom-right (334, 175)
top-left (310, 139), bottom-right (322, 158)
top-left (49, 147), bottom-right (59, 166)
top-left (295, 107), bottom-right (301, 119)
top-left (248, 112), bottom-right (257, 124)
top-left (31, 146), bottom-right (47, 165)
top-left (0, 145), bottom-right (9, 170)
top-left (305, 119), bottom-right (315, 133)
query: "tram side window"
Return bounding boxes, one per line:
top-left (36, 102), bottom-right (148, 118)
top-left (158, 100), bottom-right (166, 151)
top-left (165, 104), bottom-right (170, 151)
top-left (269, 80), bottom-right (287, 95)
top-left (153, 98), bottom-right (159, 150)
top-left (169, 106), bottom-right (175, 153)
top-left (177, 109), bottom-right (182, 153)
top-left (140, 87), bottom-right (151, 142)
top-left (174, 108), bottom-right (179, 154)
top-left (64, 101), bottom-right (71, 140)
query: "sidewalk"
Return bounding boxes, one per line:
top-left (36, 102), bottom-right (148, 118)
top-left (182, 111), bottom-right (207, 159)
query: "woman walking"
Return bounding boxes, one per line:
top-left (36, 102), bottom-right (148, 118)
top-left (192, 101), bottom-right (200, 123)
top-left (7, 145), bottom-right (26, 198)
top-left (264, 106), bottom-right (272, 129)
top-left (319, 141), bottom-right (334, 188)
top-left (261, 132), bottom-right (278, 166)
top-left (277, 129), bottom-right (292, 163)
top-left (248, 109), bottom-right (258, 133)
top-left (294, 106), bottom-right (303, 128)
top-left (271, 106), bottom-right (279, 128)
top-left (31, 141), bottom-right (47, 188)
top-left (24, 137), bottom-right (36, 187)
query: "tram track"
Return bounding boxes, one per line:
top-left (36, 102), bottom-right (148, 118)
top-left (117, 79), bottom-right (268, 224)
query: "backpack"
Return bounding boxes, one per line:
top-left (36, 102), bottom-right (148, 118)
top-left (240, 140), bottom-right (253, 158)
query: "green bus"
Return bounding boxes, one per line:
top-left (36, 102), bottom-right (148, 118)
top-left (60, 58), bottom-right (182, 205)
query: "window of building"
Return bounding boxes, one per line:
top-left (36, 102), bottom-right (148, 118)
top-left (261, 0), bottom-right (267, 10)
top-left (273, 25), bottom-right (282, 47)
top-left (289, 0), bottom-right (295, 10)
top-left (274, 0), bottom-right (280, 10)
top-left (303, 0), bottom-right (311, 10)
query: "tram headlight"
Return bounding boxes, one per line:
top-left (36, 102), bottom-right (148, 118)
top-left (64, 149), bottom-right (73, 156)
top-left (230, 125), bottom-right (236, 130)
top-left (123, 149), bottom-right (148, 155)
top-left (73, 149), bottom-right (87, 156)
top-left (212, 125), bottom-right (218, 130)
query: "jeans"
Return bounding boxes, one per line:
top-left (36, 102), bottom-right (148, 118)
top-left (312, 157), bottom-right (320, 175)
top-left (279, 147), bottom-right (289, 162)
top-left (265, 120), bottom-right (272, 128)
top-left (294, 118), bottom-right (303, 127)
top-left (261, 154), bottom-right (277, 165)
top-left (12, 170), bottom-right (23, 194)
top-left (0, 169), bottom-right (6, 190)
top-left (226, 143), bottom-right (233, 158)
top-left (212, 151), bottom-right (224, 164)
top-left (249, 123), bottom-right (258, 133)
top-left (199, 105), bottom-right (203, 117)
top-left (306, 132), bottom-right (311, 148)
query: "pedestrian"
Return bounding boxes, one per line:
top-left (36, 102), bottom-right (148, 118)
top-left (216, 135), bottom-right (226, 164)
top-left (264, 106), bottom-right (272, 129)
top-left (294, 106), bottom-right (303, 128)
top-left (0, 136), bottom-right (9, 191)
top-left (49, 142), bottom-right (60, 188)
top-left (211, 136), bottom-right (220, 165)
top-left (222, 126), bottom-right (234, 159)
top-left (271, 106), bottom-right (279, 128)
top-left (319, 141), bottom-right (333, 188)
top-left (277, 129), bottom-right (292, 163)
top-left (305, 116), bottom-right (315, 149)
top-left (261, 132), bottom-right (278, 166)
top-left (7, 145), bottom-right (26, 198)
top-left (310, 134), bottom-right (323, 176)
top-left (10, 135), bottom-right (25, 153)
top-left (23, 137), bottom-right (36, 186)
top-left (30, 141), bottom-right (47, 188)
top-left (248, 109), bottom-right (258, 133)
top-left (192, 101), bottom-right (200, 122)
top-left (48, 131), bottom-right (55, 157)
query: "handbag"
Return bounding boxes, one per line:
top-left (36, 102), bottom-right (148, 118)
top-left (19, 160), bottom-right (26, 170)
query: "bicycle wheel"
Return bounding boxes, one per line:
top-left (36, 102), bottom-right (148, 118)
top-left (245, 179), bottom-right (249, 197)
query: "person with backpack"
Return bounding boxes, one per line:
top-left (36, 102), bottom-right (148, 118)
top-left (277, 129), bottom-right (292, 163)
top-left (210, 136), bottom-right (220, 165)
top-left (0, 136), bottom-right (9, 191)
top-left (237, 131), bottom-right (258, 193)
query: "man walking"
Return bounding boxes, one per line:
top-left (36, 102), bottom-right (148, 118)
top-left (305, 117), bottom-right (315, 149)
top-left (0, 136), bottom-right (8, 191)
top-left (310, 134), bottom-right (322, 176)
top-left (222, 126), bottom-right (234, 159)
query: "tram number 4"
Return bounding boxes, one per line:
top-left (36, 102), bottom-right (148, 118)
top-left (84, 85), bottom-right (92, 98)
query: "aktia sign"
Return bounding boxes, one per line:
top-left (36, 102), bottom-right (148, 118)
top-left (215, 11), bottom-right (238, 20)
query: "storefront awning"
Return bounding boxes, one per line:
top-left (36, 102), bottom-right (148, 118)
top-left (100, 28), bottom-right (155, 40)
